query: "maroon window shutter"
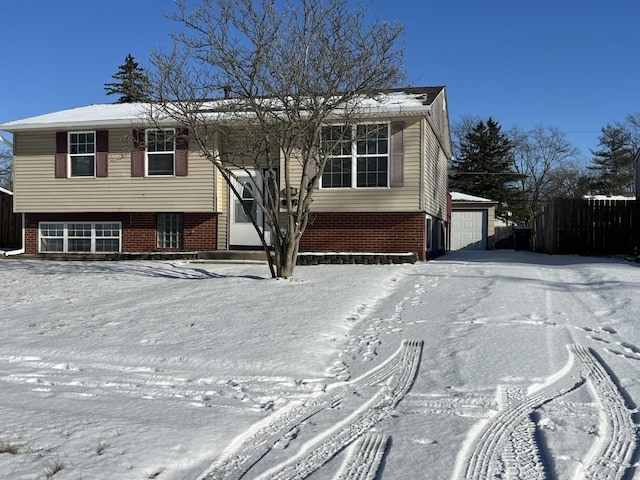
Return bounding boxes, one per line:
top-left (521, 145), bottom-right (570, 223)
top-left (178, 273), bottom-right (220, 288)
top-left (389, 121), bottom-right (405, 187)
top-left (96, 130), bottom-right (109, 177)
top-left (131, 129), bottom-right (145, 177)
top-left (175, 128), bottom-right (189, 176)
top-left (55, 132), bottom-right (68, 178)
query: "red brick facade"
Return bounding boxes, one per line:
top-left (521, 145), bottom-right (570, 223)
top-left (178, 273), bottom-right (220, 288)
top-left (24, 212), bottom-right (217, 254)
top-left (23, 211), bottom-right (427, 260)
top-left (300, 212), bottom-right (426, 260)
top-left (184, 213), bottom-right (217, 251)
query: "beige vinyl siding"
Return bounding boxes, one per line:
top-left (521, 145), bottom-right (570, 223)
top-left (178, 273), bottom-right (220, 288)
top-left (422, 90), bottom-right (451, 219)
top-left (422, 127), bottom-right (449, 217)
top-left (488, 205), bottom-right (496, 241)
top-left (424, 90), bottom-right (452, 157)
top-left (219, 125), bottom-right (275, 169)
top-left (13, 129), bottom-right (215, 213)
top-left (310, 117), bottom-right (423, 212)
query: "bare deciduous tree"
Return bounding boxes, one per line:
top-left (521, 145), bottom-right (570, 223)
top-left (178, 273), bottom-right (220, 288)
top-left (621, 112), bottom-right (640, 152)
top-left (147, 0), bottom-right (405, 278)
top-left (509, 125), bottom-right (580, 222)
top-left (543, 161), bottom-right (592, 199)
top-left (0, 144), bottom-right (12, 190)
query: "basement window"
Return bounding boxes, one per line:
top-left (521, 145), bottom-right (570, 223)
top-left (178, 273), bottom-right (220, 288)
top-left (39, 222), bottom-right (121, 253)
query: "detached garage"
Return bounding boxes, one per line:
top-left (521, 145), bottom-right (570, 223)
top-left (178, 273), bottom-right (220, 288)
top-left (450, 192), bottom-right (497, 250)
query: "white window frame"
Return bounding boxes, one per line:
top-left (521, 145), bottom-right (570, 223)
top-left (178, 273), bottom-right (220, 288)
top-left (38, 222), bottom-right (122, 253)
top-left (426, 216), bottom-right (433, 251)
top-left (68, 131), bottom-right (96, 178)
top-left (146, 128), bottom-right (175, 176)
top-left (320, 122), bottom-right (390, 189)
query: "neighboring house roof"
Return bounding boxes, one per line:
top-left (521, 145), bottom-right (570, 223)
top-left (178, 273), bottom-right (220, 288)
top-left (0, 186), bottom-right (13, 196)
top-left (0, 86), bottom-right (445, 132)
top-left (450, 191), bottom-right (497, 204)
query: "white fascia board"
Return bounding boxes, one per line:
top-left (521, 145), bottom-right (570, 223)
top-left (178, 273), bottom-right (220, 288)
top-left (0, 118), bottom-right (177, 132)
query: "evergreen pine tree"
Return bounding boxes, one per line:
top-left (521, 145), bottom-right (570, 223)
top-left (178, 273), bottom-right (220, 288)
top-left (449, 118), bottom-right (520, 221)
top-left (588, 125), bottom-right (635, 195)
top-left (104, 54), bottom-right (150, 103)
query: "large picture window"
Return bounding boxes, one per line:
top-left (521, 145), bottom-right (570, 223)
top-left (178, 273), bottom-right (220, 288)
top-left (39, 222), bottom-right (121, 253)
top-left (147, 129), bottom-right (175, 176)
top-left (69, 132), bottom-right (95, 177)
top-left (321, 123), bottom-right (389, 188)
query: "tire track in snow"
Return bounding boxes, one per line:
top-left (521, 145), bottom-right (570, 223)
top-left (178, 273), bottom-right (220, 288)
top-left (333, 432), bottom-right (389, 480)
top-left (570, 345), bottom-right (637, 480)
top-left (459, 345), bottom-right (581, 480)
top-left (198, 339), bottom-right (422, 480)
top-left (458, 345), bottom-right (637, 480)
top-left (256, 339), bottom-right (421, 480)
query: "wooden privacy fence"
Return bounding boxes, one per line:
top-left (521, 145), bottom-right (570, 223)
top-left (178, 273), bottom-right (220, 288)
top-left (0, 191), bottom-right (21, 249)
top-left (534, 198), bottom-right (638, 256)
top-left (494, 226), bottom-right (515, 249)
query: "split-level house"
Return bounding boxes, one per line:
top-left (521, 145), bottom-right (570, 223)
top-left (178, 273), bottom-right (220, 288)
top-left (0, 87), bottom-right (451, 261)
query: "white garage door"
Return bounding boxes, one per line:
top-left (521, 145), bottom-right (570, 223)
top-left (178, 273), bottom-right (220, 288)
top-left (451, 210), bottom-right (487, 250)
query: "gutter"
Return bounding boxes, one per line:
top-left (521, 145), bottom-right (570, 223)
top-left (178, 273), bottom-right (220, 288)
top-left (3, 213), bottom-right (25, 256)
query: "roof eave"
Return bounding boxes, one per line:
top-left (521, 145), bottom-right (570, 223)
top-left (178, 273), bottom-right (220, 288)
top-left (0, 118), bottom-right (179, 132)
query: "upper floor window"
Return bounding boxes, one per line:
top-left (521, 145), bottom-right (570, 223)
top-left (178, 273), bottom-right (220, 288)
top-left (55, 130), bottom-right (108, 179)
top-left (147, 128), bottom-right (175, 176)
top-left (131, 128), bottom-right (188, 178)
top-left (321, 123), bottom-right (389, 188)
top-left (69, 132), bottom-right (95, 177)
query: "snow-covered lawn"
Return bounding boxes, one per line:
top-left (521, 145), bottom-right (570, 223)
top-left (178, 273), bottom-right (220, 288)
top-left (1, 250), bottom-right (640, 479)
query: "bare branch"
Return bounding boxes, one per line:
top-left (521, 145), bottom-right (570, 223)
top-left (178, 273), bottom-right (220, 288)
top-left (149, 0), bottom-right (406, 277)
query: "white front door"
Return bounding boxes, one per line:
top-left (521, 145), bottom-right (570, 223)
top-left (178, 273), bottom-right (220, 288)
top-left (229, 170), bottom-right (270, 247)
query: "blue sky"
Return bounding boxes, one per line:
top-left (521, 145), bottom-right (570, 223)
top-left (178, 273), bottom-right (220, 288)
top-left (1, 1), bottom-right (639, 158)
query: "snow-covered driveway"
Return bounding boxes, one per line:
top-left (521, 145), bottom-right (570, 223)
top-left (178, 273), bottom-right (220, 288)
top-left (1, 251), bottom-right (639, 479)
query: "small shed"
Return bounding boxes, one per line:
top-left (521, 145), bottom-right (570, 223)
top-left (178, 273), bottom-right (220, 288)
top-left (450, 192), bottom-right (498, 250)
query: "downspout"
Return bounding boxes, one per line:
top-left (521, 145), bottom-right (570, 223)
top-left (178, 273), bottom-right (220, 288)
top-left (3, 213), bottom-right (25, 256)
top-left (420, 113), bottom-right (426, 257)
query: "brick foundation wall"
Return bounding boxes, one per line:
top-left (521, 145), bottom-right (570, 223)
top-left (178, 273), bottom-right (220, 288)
top-left (300, 212), bottom-right (426, 261)
top-left (24, 212), bottom-right (217, 254)
top-left (123, 213), bottom-right (156, 252)
top-left (25, 224), bottom-right (37, 254)
top-left (184, 213), bottom-right (217, 251)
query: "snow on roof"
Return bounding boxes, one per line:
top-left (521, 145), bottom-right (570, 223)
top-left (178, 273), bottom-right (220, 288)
top-left (450, 191), bottom-right (496, 203)
top-left (0, 103), bottom-right (150, 131)
top-left (583, 195), bottom-right (636, 201)
top-left (0, 87), bottom-right (444, 132)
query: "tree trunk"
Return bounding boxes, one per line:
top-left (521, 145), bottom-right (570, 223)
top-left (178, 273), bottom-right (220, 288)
top-left (273, 236), bottom-right (299, 279)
